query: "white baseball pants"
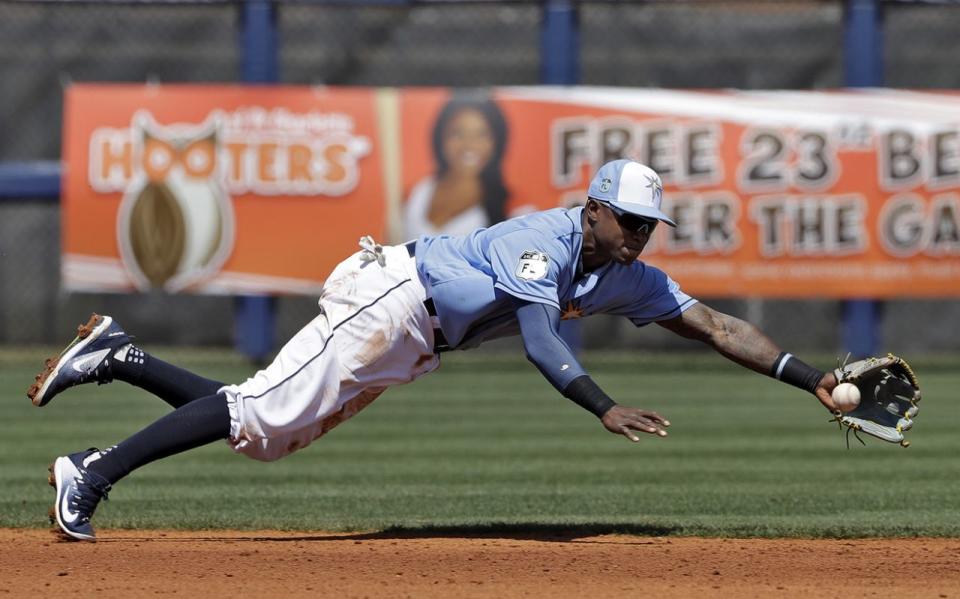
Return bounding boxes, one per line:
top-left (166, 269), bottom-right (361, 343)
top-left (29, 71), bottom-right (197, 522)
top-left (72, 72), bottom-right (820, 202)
top-left (221, 242), bottom-right (440, 462)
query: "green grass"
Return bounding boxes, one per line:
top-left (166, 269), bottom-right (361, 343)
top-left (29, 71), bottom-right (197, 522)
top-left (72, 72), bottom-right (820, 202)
top-left (2, 348), bottom-right (958, 537)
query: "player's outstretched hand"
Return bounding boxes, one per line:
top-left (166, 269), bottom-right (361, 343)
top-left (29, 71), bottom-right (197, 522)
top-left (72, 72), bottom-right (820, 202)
top-left (601, 405), bottom-right (670, 442)
top-left (814, 371), bottom-right (840, 413)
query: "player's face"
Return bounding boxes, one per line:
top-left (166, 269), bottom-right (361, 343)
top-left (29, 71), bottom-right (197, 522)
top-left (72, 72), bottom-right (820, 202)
top-left (441, 108), bottom-right (495, 176)
top-left (592, 202), bottom-right (657, 266)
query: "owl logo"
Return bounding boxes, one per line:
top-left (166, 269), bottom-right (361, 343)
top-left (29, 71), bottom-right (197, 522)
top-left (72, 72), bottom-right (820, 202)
top-left (117, 111), bottom-right (234, 292)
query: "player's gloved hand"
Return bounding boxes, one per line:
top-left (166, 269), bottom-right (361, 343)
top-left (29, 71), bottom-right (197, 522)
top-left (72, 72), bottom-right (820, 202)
top-left (831, 354), bottom-right (921, 447)
top-left (600, 405), bottom-right (670, 442)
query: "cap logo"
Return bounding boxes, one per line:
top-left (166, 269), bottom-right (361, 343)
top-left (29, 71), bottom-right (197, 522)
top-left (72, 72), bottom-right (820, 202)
top-left (599, 178), bottom-right (612, 193)
top-left (645, 174), bottom-right (663, 203)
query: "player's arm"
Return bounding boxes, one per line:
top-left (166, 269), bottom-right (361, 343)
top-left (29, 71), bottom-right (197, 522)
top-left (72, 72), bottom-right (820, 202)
top-left (513, 299), bottom-right (669, 441)
top-left (656, 302), bottom-right (838, 411)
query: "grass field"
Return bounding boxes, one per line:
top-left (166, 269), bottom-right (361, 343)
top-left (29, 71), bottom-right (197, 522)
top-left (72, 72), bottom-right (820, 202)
top-left (2, 348), bottom-right (958, 537)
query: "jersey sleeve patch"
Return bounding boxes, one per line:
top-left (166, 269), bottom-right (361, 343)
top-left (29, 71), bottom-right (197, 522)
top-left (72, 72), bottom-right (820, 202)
top-left (515, 250), bottom-right (550, 281)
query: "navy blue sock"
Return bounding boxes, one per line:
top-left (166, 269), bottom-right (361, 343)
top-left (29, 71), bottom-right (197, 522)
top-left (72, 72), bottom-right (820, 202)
top-left (111, 346), bottom-right (225, 408)
top-left (87, 392), bottom-right (231, 485)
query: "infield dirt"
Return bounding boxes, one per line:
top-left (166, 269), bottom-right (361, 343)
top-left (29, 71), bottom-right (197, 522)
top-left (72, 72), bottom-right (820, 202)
top-left (3, 528), bottom-right (959, 598)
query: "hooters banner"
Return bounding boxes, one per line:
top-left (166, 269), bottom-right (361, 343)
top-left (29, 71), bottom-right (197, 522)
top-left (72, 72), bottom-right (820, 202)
top-left (63, 85), bottom-right (385, 294)
top-left (63, 85), bottom-right (960, 297)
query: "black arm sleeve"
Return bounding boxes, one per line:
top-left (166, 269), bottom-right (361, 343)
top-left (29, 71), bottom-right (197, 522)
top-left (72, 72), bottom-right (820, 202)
top-left (562, 375), bottom-right (617, 418)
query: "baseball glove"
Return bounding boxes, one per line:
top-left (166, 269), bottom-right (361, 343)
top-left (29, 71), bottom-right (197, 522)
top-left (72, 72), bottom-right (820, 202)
top-left (831, 354), bottom-right (921, 448)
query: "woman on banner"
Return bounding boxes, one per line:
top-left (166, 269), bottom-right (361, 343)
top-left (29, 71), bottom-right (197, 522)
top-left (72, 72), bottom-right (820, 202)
top-left (403, 90), bottom-right (514, 237)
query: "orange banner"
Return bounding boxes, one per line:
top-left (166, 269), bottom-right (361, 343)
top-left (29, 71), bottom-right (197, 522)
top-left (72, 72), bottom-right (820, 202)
top-left (400, 88), bottom-right (960, 298)
top-left (63, 85), bottom-right (960, 297)
top-left (63, 84), bottom-right (384, 294)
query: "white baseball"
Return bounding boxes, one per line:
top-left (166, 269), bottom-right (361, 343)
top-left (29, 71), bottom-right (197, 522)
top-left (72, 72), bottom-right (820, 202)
top-left (831, 383), bottom-right (861, 412)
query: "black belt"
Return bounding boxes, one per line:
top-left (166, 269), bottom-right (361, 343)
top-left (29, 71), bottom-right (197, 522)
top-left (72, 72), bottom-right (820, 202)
top-left (405, 241), bottom-right (450, 353)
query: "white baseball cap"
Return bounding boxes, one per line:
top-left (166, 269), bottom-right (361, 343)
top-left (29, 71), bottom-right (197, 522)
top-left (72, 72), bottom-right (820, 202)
top-left (587, 159), bottom-right (676, 227)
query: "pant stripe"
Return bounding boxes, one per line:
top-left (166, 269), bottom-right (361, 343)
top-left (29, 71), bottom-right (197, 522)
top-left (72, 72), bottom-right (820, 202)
top-left (247, 277), bottom-right (412, 400)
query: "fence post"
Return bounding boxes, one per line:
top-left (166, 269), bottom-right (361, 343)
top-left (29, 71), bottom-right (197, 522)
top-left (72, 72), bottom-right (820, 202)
top-left (541, 0), bottom-right (583, 351)
top-left (235, 0), bottom-right (279, 363)
top-left (842, 0), bottom-right (883, 357)
top-left (541, 0), bottom-right (579, 85)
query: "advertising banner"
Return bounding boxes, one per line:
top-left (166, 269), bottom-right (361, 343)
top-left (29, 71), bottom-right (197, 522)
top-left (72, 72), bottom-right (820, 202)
top-left (63, 85), bottom-right (960, 297)
top-left (63, 84), bottom-right (384, 294)
top-left (402, 87), bottom-right (960, 297)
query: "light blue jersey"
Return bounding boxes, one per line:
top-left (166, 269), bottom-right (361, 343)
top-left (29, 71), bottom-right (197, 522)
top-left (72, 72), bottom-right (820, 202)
top-left (415, 207), bottom-right (697, 350)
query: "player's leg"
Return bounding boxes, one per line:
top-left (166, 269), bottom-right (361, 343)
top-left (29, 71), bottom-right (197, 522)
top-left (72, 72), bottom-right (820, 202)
top-left (53, 304), bottom-right (345, 539)
top-left (225, 243), bottom-right (440, 462)
top-left (28, 313), bottom-right (225, 409)
top-left (47, 304), bottom-right (338, 540)
top-left (49, 391), bottom-right (230, 541)
top-left (110, 344), bottom-right (225, 409)
top-left (47, 242), bottom-right (437, 539)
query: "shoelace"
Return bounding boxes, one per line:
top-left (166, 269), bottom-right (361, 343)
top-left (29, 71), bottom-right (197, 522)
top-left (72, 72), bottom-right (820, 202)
top-left (71, 361), bottom-right (114, 386)
top-left (93, 361), bottom-right (113, 386)
top-left (72, 469), bottom-right (111, 523)
top-left (358, 235), bottom-right (386, 267)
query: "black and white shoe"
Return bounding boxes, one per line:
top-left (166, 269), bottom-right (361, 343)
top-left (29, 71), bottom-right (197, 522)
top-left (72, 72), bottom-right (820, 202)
top-left (28, 314), bottom-right (132, 407)
top-left (48, 449), bottom-right (111, 542)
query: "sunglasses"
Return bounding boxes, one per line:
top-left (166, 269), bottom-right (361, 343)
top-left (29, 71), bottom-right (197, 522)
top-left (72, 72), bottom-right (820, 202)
top-left (601, 202), bottom-right (659, 235)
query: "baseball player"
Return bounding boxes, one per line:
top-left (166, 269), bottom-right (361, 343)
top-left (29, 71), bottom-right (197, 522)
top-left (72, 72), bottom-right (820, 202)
top-left (30, 160), bottom-right (841, 541)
